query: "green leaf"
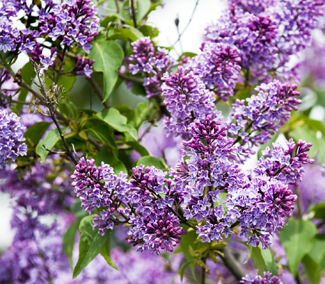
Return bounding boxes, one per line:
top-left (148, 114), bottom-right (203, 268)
top-left (100, 15), bottom-right (118, 28)
top-left (180, 229), bottom-right (199, 278)
top-left (95, 146), bottom-right (127, 174)
top-left (24, 122), bottom-right (51, 148)
top-left (71, 200), bottom-right (88, 219)
top-left (89, 40), bottom-right (124, 101)
top-left (36, 127), bottom-right (67, 163)
top-left (63, 219), bottom-right (81, 268)
top-left (18, 61), bottom-right (36, 111)
top-left (302, 254), bottom-right (321, 284)
top-left (85, 124), bottom-right (117, 150)
top-left (279, 219), bottom-right (317, 276)
top-left (177, 52), bottom-right (197, 61)
top-left (310, 201), bottom-right (325, 221)
top-left (59, 99), bottom-right (78, 121)
top-left (109, 28), bottom-right (141, 41)
top-left (73, 216), bottom-right (111, 278)
top-left (136, 0), bottom-right (151, 22)
top-left (135, 156), bottom-right (166, 170)
top-left (96, 108), bottom-right (137, 140)
top-left (250, 245), bottom-right (278, 276)
top-left (100, 233), bottom-right (118, 270)
top-left (125, 141), bottom-right (149, 156)
top-left (135, 102), bottom-right (150, 127)
top-left (307, 234), bottom-right (325, 271)
top-left (179, 261), bottom-right (192, 280)
top-left (139, 25), bottom-right (159, 38)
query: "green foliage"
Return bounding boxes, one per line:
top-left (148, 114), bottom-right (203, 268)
top-left (73, 215), bottom-right (115, 278)
top-left (249, 245), bottom-right (278, 276)
top-left (95, 108), bottom-right (138, 140)
top-left (63, 219), bottom-right (81, 268)
top-left (89, 40), bottom-right (124, 101)
top-left (36, 127), bottom-right (68, 162)
top-left (279, 219), bottom-right (317, 276)
top-left (135, 156), bottom-right (166, 170)
top-left (24, 122), bottom-right (51, 149)
top-left (95, 146), bottom-right (127, 174)
top-left (100, 234), bottom-right (118, 270)
top-left (18, 61), bottom-right (36, 111)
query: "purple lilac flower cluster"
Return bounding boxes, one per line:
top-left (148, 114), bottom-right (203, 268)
top-left (70, 158), bottom-right (186, 254)
top-left (128, 37), bottom-right (175, 97)
top-left (0, 108), bottom-right (27, 167)
top-left (204, 0), bottom-right (325, 83)
top-left (254, 139), bottom-right (314, 185)
top-left (240, 272), bottom-right (281, 284)
top-left (191, 42), bottom-right (241, 100)
top-left (162, 66), bottom-right (218, 137)
top-left (70, 157), bottom-right (131, 235)
top-left (127, 165), bottom-right (185, 254)
top-left (228, 80), bottom-right (301, 154)
top-left (0, 0), bottom-right (99, 75)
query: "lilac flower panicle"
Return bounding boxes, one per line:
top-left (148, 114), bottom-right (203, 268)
top-left (0, 109), bottom-right (27, 167)
top-left (240, 271), bottom-right (281, 284)
top-left (228, 80), bottom-right (301, 158)
top-left (191, 42), bottom-right (241, 100)
top-left (70, 157), bottom-right (131, 235)
top-left (128, 37), bottom-right (175, 97)
top-left (162, 67), bottom-right (218, 137)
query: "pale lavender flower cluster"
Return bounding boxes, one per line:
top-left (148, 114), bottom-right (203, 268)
top-left (240, 272), bottom-right (281, 284)
top-left (228, 80), bottom-right (301, 152)
top-left (191, 42), bottom-right (241, 100)
top-left (128, 37), bottom-right (175, 97)
top-left (0, 108), bottom-right (27, 167)
top-left (0, 0), bottom-right (99, 74)
top-left (70, 157), bottom-right (131, 235)
top-left (254, 139), bottom-right (314, 185)
top-left (205, 0), bottom-right (325, 83)
top-left (162, 66), bottom-right (218, 137)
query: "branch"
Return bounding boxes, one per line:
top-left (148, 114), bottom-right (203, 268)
top-left (219, 247), bottom-right (246, 281)
top-left (172, 0), bottom-right (199, 47)
top-left (119, 73), bottom-right (144, 84)
top-left (130, 0), bottom-right (138, 28)
top-left (0, 91), bottom-right (32, 105)
top-left (86, 77), bottom-right (110, 108)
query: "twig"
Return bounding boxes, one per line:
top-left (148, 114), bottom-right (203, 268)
top-left (115, 0), bottom-right (120, 13)
top-left (86, 77), bottom-right (110, 108)
top-left (130, 0), bottom-right (138, 28)
top-left (139, 121), bottom-right (157, 142)
top-left (201, 258), bottom-right (206, 284)
top-left (172, 0), bottom-right (199, 47)
top-left (219, 247), bottom-right (246, 281)
top-left (119, 73), bottom-right (144, 84)
top-left (0, 91), bottom-right (32, 105)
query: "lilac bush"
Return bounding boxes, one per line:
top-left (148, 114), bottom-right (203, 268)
top-left (1, 0), bottom-right (325, 283)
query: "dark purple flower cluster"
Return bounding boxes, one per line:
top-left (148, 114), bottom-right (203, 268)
top-left (128, 37), bottom-right (175, 97)
top-left (73, 56), bottom-right (95, 78)
top-left (71, 158), bottom-right (186, 254)
top-left (127, 165), bottom-right (185, 254)
top-left (162, 67), bottom-right (217, 137)
top-left (0, 108), bottom-right (27, 168)
top-left (191, 42), bottom-right (241, 100)
top-left (205, 0), bottom-right (325, 83)
top-left (254, 139), bottom-right (314, 185)
top-left (240, 272), bottom-right (281, 283)
top-left (228, 80), bottom-right (301, 151)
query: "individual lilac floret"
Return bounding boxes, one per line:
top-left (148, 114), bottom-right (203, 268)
top-left (0, 108), bottom-right (27, 167)
top-left (162, 66), bottom-right (217, 137)
top-left (191, 42), bottom-right (241, 100)
top-left (128, 37), bottom-right (175, 97)
top-left (228, 80), bottom-right (301, 157)
top-left (73, 56), bottom-right (95, 78)
top-left (240, 271), bottom-right (281, 283)
top-left (127, 165), bottom-right (186, 254)
top-left (254, 139), bottom-right (314, 185)
top-left (70, 157), bottom-right (131, 235)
